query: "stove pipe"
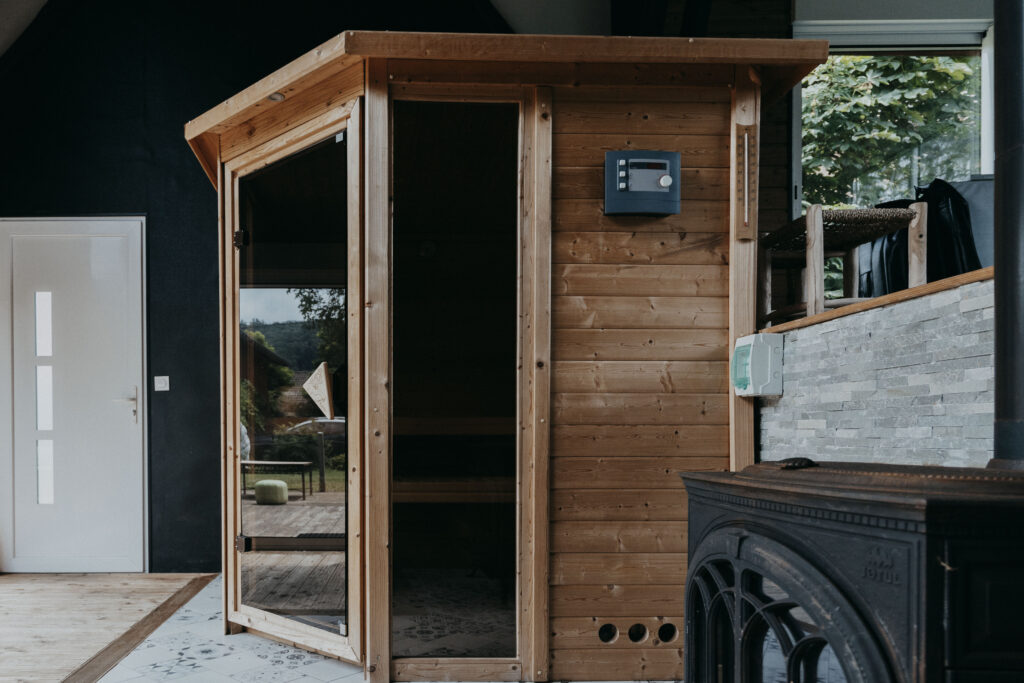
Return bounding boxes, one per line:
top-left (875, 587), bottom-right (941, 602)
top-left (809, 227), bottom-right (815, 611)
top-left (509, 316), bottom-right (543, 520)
top-left (990, 0), bottom-right (1024, 469)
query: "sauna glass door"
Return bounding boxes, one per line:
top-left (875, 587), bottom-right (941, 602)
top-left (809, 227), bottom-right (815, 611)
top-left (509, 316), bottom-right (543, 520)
top-left (390, 101), bottom-right (519, 659)
top-left (231, 127), bottom-right (361, 662)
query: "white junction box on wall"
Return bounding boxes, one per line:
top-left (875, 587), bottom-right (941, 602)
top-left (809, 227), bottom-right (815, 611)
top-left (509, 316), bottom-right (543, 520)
top-left (731, 333), bottom-right (784, 397)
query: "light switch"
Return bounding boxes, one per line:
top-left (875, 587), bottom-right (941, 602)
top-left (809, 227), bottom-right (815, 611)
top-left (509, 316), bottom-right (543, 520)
top-left (154, 376), bottom-right (170, 392)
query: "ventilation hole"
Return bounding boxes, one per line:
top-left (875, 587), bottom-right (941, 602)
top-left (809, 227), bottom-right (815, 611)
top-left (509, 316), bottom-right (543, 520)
top-left (598, 623), bottom-right (618, 643)
top-left (657, 623), bottom-right (678, 643)
top-left (628, 623), bottom-right (648, 643)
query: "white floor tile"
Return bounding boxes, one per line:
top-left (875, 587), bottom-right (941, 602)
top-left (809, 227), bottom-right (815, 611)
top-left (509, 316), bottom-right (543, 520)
top-left (229, 665), bottom-right (307, 682)
top-left (115, 643), bottom-right (182, 670)
top-left (173, 670), bottom-right (238, 683)
top-left (322, 670), bottom-right (366, 683)
top-left (134, 655), bottom-right (208, 681)
top-left (202, 651), bottom-right (272, 675)
top-left (98, 664), bottom-right (153, 682)
top-left (297, 658), bottom-right (361, 681)
top-left (105, 573), bottom-right (593, 683)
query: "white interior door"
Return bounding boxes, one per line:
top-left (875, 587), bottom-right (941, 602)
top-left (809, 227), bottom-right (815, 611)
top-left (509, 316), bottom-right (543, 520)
top-left (0, 218), bottom-right (145, 572)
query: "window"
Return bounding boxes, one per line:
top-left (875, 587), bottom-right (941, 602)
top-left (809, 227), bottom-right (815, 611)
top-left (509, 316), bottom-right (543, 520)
top-left (802, 53), bottom-right (982, 209)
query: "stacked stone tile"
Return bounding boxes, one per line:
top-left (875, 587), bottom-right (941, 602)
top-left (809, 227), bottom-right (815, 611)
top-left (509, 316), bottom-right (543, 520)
top-left (760, 279), bottom-right (994, 467)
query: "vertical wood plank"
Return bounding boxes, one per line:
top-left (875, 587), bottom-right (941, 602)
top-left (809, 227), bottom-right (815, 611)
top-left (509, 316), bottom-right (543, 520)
top-left (804, 204), bottom-right (824, 317)
top-left (226, 169), bottom-right (243, 629)
top-left (908, 201), bottom-right (928, 288)
top-left (345, 97), bottom-right (365, 661)
top-left (217, 153), bottom-right (235, 636)
top-left (526, 85), bottom-right (553, 683)
top-left (729, 66), bottom-right (760, 471)
top-left (363, 58), bottom-right (390, 683)
top-left (519, 87), bottom-right (537, 683)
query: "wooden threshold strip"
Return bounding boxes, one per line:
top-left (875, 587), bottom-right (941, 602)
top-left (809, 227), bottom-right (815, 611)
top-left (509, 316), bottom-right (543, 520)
top-left (392, 657), bottom-right (522, 682)
top-left (64, 574), bottom-right (217, 683)
top-left (762, 267), bottom-right (993, 334)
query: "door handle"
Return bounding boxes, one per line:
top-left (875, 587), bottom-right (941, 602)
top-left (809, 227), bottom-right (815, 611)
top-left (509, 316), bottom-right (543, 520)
top-left (114, 386), bottom-right (139, 423)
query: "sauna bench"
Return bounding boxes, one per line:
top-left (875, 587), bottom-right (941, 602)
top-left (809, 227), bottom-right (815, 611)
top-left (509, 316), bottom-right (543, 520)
top-left (392, 476), bottom-right (515, 504)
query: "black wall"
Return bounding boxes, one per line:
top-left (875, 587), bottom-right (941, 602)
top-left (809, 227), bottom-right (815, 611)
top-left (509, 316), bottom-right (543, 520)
top-left (0, 0), bottom-right (509, 572)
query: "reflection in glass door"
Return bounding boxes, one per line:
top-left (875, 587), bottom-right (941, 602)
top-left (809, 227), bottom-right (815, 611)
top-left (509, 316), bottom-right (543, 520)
top-left (237, 136), bottom-right (350, 635)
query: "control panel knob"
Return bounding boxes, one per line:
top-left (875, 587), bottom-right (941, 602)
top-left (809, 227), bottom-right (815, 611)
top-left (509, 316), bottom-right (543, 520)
top-left (658, 174), bottom-right (673, 188)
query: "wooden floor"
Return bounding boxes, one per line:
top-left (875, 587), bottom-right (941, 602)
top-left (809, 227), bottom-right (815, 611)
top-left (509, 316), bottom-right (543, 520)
top-left (241, 492), bottom-right (346, 537)
top-left (0, 572), bottom-right (212, 682)
top-left (241, 551), bottom-right (346, 615)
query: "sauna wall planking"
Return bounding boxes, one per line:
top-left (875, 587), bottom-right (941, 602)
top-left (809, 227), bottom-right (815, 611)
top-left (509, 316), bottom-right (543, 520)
top-left (548, 84), bottom-right (733, 681)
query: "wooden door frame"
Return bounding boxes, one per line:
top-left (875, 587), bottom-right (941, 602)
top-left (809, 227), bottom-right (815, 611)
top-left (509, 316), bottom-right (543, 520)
top-left (367, 70), bottom-right (552, 683)
top-left (728, 65), bottom-right (761, 472)
top-left (218, 98), bottom-right (364, 664)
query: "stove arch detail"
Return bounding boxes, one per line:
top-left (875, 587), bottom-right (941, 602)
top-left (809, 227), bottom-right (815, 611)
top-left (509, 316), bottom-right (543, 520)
top-left (685, 526), bottom-right (895, 683)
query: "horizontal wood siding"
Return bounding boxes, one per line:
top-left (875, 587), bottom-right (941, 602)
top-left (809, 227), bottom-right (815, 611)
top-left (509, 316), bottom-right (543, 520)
top-left (548, 85), bottom-right (732, 681)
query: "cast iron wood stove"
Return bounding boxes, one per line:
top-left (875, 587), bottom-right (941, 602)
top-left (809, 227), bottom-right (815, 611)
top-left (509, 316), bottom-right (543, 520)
top-left (681, 460), bottom-right (1024, 683)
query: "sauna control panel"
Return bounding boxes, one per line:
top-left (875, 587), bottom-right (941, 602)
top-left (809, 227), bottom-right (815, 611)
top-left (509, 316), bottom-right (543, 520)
top-left (604, 150), bottom-right (681, 215)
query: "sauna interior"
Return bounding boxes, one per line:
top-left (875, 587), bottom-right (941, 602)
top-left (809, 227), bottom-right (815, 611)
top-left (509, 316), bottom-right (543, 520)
top-left (185, 31), bottom-right (827, 682)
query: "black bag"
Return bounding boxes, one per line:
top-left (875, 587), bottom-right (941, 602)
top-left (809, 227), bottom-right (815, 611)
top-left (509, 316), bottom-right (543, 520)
top-left (858, 178), bottom-right (983, 297)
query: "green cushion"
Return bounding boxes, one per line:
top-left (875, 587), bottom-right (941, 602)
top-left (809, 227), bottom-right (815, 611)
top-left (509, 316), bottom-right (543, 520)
top-left (254, 479), bottom-right (288, 505)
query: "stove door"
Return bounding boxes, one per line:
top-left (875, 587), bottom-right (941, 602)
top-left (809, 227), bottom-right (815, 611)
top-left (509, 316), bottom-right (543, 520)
top-left (684, 528), bottom-right (893, 683)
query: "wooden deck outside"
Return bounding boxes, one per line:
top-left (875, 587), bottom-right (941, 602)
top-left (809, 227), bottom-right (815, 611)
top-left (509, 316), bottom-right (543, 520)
top-left (239, 492), bottom-right (348, 623)
top-left (241, 551), bottom-right (347, 617)
top-left (241, 491), bottom-right (347, 537)
top-left (0, 572), bottom-right (213, 682)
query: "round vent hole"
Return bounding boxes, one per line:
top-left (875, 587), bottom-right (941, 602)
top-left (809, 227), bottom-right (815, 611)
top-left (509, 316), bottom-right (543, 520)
top-left (598, 623), bottom-right (618, 643)
top-left (657, 623), bottom-right (678, 643)
top-left (628, 623), bottom-right (648, 643)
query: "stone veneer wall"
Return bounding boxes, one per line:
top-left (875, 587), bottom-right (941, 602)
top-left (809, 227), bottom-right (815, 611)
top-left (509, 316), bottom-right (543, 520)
top-left (759, 278), bottom-right (994, 467)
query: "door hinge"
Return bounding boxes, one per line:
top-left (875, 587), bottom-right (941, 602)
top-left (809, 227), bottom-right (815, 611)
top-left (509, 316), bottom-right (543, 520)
top-left (234, 534), bottom-right (252, 552)
top-left (233, 230), bottom-right (248, 249)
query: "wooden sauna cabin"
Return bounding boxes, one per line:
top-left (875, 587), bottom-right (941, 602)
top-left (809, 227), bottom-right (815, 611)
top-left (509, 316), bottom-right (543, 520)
top-left (184, 31), bottom-right (826, 683)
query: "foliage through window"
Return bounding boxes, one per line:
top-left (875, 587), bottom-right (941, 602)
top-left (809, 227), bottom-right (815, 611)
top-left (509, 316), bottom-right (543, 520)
top-left (802, 54), bottom-right (981, 209)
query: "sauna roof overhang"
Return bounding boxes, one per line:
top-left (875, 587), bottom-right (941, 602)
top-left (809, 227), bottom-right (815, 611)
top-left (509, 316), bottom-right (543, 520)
top-left (185, 30), bottom-right (828, 188)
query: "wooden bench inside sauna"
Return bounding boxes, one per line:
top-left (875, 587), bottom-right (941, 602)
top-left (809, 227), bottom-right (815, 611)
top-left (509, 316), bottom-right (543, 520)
top-left (184, 30), bottom-right (827, 683)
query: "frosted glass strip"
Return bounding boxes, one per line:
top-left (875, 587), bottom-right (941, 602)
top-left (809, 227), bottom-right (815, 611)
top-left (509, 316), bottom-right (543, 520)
top-left (37, 440), bottom-right (54, 505)
top-left (35, 292), bottom-right (52, 357)
top-left (36, 366), bottom-right (53, 431)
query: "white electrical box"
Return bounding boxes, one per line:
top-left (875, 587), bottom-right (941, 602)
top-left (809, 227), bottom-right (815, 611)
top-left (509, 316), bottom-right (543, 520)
top-left (731, 333), bottom-right (783, 397)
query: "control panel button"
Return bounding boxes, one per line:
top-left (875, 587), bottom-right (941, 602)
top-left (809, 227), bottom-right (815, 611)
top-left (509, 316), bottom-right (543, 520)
top-left (658, 174), bottom-right (673, 188)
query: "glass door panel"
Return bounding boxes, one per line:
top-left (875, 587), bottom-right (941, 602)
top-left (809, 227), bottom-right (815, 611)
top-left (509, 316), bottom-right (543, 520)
top-left (390, 101), bottom-right (519, 658)
top-left (237, 135), bottom-right (351, 637)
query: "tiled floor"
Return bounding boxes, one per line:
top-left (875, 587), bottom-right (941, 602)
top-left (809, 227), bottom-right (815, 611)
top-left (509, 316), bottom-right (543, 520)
top-left (99, 576), bottom-right (362, 683)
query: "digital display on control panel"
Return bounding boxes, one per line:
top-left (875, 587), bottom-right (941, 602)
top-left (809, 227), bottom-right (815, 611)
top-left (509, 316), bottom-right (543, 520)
top-left (604, 150), bottom-right (681, 215)
top-left (627, 159), bottom-right (673, 193)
